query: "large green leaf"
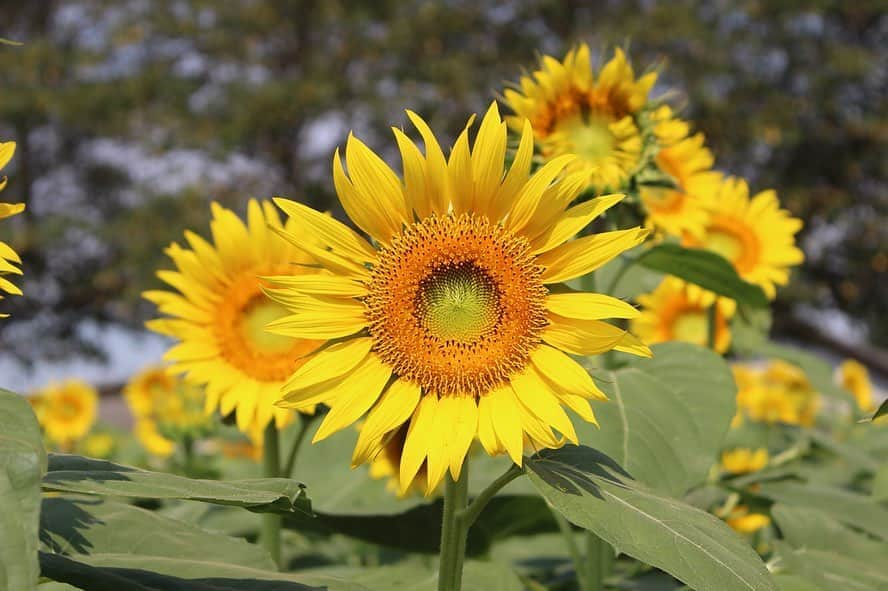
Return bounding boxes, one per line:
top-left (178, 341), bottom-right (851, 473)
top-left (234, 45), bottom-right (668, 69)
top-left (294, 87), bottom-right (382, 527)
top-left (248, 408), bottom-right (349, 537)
top-left (527, 446), bottom-right (775, 591)
top-left (774, 541), bottom-right (888, 591)
top-left (0, 390), bottom-right (46, 591)
top-left (40, 496), bottom-right (276, 571)
top-left (526, 446), bottom-right (776, 591)
top-left (755, 481), bottom-right (888, 540)
top-left (42, 455), bottom-right (310, 514)
top-left (634, 243), bottom-right (769, 307)
top-left (577, 342), bottom-right (736, 496)
top-left (770, 504), bottom-right (887, 562)
top-left (302, 562), bottom-right (524, 591)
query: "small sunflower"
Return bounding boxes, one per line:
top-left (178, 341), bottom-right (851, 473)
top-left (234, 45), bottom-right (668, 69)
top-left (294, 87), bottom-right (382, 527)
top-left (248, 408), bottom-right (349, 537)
top-left (837, 359), bottom-right (875, 413)
top-left (725, 506), bottom-right (771, 535)
top-left (135, 419), bottom-right (175, 458)
top-left (145, 200), bottom-right (323, 433)
top-left (31, 379), bottom-right (98, 448)
top-left (641, 108), bottom-right (721, 239)
top-left (631, 276), bottom-right (734, 353)
top-left (720, 448), bottom-right (769, 475)
top-left (732, 361), bottom-right (819, 427)
top-left (0, 141), bottom-right (25, 316)
top-left (124, 365), bottom-right (211, 439)
top-left (504, 45), bottom-right (659, 193)
top-left (683, 177), bottom-right (804, 299)
top-left (268, 103), bottom-right (651, 494)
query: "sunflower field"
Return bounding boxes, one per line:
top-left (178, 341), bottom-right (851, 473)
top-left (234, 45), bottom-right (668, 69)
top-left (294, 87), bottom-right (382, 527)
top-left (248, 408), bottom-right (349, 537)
top-left (2, 3), bottom-right (887, 591)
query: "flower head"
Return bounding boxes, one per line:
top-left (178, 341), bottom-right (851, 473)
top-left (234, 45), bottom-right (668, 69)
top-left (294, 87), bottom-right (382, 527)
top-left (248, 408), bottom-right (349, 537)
top-left (124, 365), bottom-right (211, 438)
top-left (732, 361), bottom-right (819, 427)
top-left (631, 276), bottom-right (734, 353)
top-left (145, 200), bottom-right (322, 433)
top-left (503, 45), bottom-right (661, 193)
top-left (683, 177), bottom-right (804, 299)
top-left (30, 379), bottom-right (98, 448)
top-left (837, 359), bottom-right (875, 412)
top-left (269, 104), bottom-right (651, 494)
top-left (0, 141), bottom-right (25, 316)
top-left (720, 448), bottom-right (769, 475)
top-left (725, 506), bottom-right (771, 535)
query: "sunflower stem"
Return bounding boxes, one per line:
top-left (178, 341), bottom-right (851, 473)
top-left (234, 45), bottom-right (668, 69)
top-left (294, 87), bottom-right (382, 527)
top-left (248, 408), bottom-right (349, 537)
top-left (283, 413), bottom-right (314, 478)
top-left (438, 459), bottom-right (470, 591)
top-left (583, 531), bottom-right (613, 591)
top-left (707, 304), bottom-right (717, 350)
top-left (457, 464), bottom-right (523, 527)
top-left (261, 423), bottom-right (282, 569)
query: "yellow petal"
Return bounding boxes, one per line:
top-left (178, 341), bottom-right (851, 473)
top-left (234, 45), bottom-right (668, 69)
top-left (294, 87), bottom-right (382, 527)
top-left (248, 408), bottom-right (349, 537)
top-left (312, 355), bottom-right (392, 442)
top-left (546, 292), bottom-right (639, 320)
top-left (530, 345), bottom-right (608, 401)
top-left (613, 331), bottom-right (653, 358)
top-left (272, 198), bottom-right (376, 263)
top-left (405, 110), bottom-right (450, 215)
top-left (510, 368), bottom-right (577, 444)
top-left (392, 127), bottom-right (430, 218)
top-left (441, 395), bottom-right (478, 480)
top-left (490, 119), bottom-right (534, 220)
top-left (400, 394), bottom-right (438, 493)
top-left (538, 228), bottom-right (648, 284)
top-left (487, 386), bottom-right (524, 466)
top-left (344, 134), bottom-right (410, 241)
top-left (470, 102), bottom-right (507, 216)
top-left (477, 393), bottom-right (502, 456)
top-left (280, 337), bottom-right (373, 397)
top-left (505, 154), bottom-right (576, 234)
top-left (264, 274), bottom-right (368, 298)
top-left (543, 315), bottom-right (627, 356)
top-left (0, 142), bottom-right (15, 170)
top-left (531, 194), bottom-right (625, 254)
top-left (352, 379), bottom-right (421, 466)
top-left (265, 307), bottom-right (366, 340)
top-left (333, 148), bottom-right (395, 244)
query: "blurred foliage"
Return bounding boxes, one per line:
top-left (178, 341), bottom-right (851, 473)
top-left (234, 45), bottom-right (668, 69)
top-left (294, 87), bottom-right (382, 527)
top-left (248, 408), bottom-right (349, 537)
top-left (0, 0), bottom-right (885, 359)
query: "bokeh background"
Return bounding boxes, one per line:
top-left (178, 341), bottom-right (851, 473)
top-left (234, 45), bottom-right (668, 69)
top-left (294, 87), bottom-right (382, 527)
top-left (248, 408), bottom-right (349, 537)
top-left (1, 0), bottom-right (885, 392)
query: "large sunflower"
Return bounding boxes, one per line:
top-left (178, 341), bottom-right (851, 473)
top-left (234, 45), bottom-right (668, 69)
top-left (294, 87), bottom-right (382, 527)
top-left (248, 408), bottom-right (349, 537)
top-left (0, 141), bottom-right (25, 316)
top-left (145, 199), bottom-right (322, 433)
top-left (631, 276), bottom-right (734, 353)
top-left (683, 177), bottom-right (804, 299)
top-left (503, 45), bottom-right (659, 193)
top-left (268, 103), bottom-right (651, 494)
top-left (640, 107), bottom-right (721, 239)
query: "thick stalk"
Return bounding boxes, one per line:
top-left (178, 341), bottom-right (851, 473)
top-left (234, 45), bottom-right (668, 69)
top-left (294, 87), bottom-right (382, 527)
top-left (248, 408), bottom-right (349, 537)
top-left (458, 464), bottom-right (522, 527)
top-left (438, 460), bottom-right (470, 591)
top-left (584, 531), bottom-right (613, 591)
top-left (261, 423), bottom-right (282, 568)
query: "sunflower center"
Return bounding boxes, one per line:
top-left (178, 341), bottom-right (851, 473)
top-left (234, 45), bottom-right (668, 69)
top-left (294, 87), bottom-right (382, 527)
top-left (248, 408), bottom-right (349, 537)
top-left (558, 114), bottom-right (615, 162)
top-left (704, 215), bottom-right (761, 274)
top-left (672, 311), bottom-right (708, 345)
top-left (57, 395), bottom-right (84, 421)
top-left (366, 214), bottom-right (548, 397)
top-left (214, 271), bottom-right (320, 382)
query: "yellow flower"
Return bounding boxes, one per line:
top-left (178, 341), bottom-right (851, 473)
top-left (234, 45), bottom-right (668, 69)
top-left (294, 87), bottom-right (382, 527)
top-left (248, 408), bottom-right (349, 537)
top-left (732, 362), bottom-right (819, 427)
top-left (124, 366), bottom-right (177, 418)
top-left (0, 141), bottom-right (25, 316)
top-left (503, 45), bottom-right (659, 193)
top-left (81, 432), bottom-right (115, 459)
top-left (763, 360), bottom-right (819, 427)
top-left (720, 448), bottom-right (769, 475)
top-left (269, 103), bottom-right (651, 495)
top-left (837, 359), bottom-right (875, 412)
top-left (124, 365), bottom-right (209, 435)
top-left (683, 177), bottom-right (804, 299)
top-left (135, 419), bottom-right (175, 458)
top-left (32, 380), bottom-right (98, 448)
top-left (631, 277), bottom-right (734, 353)
top-left (144, 200), bottom-right (322, 434)
top-left (641, 107), bottom-right (722, 239)
top-left (725, 506), bottom-right (771, 535)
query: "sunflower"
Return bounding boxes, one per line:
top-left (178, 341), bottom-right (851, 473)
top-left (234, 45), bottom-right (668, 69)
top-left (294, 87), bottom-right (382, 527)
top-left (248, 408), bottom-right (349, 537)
top-left (683, 177), bottom-right (804, 299)
top-left (503, 45), bottom-right (660, 193)
top-left (631, 276), bottom-right (734, 353)
top-left (720, 448), bottom-right (768, 475)
top-left (0, 141), bottom-right (25, 316)
top-left (135, 419), bottom-right (175, 458)
top-left (837, 359), bottom-right (875, 412)
top-left (725, 506), bottom-right (771, 535)
top-left (640, 107), bottom-right (721, 239)
top-left (268, 103), bottom-right (651, 495)
top-left (145, 200), bottom-right (323, 433)
top-left (732, 361), bottom-right (819, 427)
top-left (123, 365), bottom-right (210, 435)
top-left (81, 432), bottom-right (116, 459)
top-left (31, 379), bottom-right (98, 448)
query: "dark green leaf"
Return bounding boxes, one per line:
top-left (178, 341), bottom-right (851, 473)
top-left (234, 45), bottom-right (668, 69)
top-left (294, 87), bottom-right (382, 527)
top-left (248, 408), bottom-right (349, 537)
top-left (526, 445), bottom-right (776, 591)
top-left (634, 244), bottom-right (769, 307)
top-left (0, 389), bottom-right (46, 591)
top-left (577, 342), bottom-right (736, 496)
top-left (872, 399), bottom-right (888, 422)
top-left (43, 455), bottom-right (310, 514)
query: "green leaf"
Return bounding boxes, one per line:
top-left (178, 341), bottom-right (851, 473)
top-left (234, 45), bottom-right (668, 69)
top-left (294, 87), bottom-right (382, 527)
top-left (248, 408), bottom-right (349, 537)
top-left (871, 399), bottom-right (888, 422)
top-left (774, 541), bottom-right (888, 591)
top-left (301, 562), bottom-right (524, 591)
top-left (525, 445), bottom-right (776, 591)
top-left (0, 389), bottom-right (46, 591)
top-left (634, 243), bottom-right (769, 307)
top-left (42, 455), bottom-right (310, 514)
top-left (772, 574), bottom-right (824, 591)
top-left (755, 481), bottom-right (888, 540)
top-left (771, 504), bottom-right (887, 562)
top-left (872, 464), bottom-right (888, 501)
top-left (40, 496), bottom-right (276, 571)
top-left (577, 342), bottom-right (736, 496)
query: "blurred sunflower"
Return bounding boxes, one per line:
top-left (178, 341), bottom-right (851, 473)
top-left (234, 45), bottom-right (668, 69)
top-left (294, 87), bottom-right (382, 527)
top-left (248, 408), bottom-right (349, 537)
top-left (503, 45), bottom-right (662, 192)
top-left (631, 277), bottom-right (734, 353)
top-left (732, 361), bottom-right (819, 427)
top-left (81, 432), bottom-right (116, 459)
top-left (683, 177), bottom-right (804, 299)
top-left (0, 141), bottom-right (25, 316)
top-left (124, 366), bottom-right (209, 435)
top-left (720, 447), bottom-right (768, 475)
top-left (640, 107), bottom-right (721, 239)
top-left (837, 359), bottom-right (874, 412)
top-left (268, 103), bottom-right (651, 494)
top-left (135, 419), bottom-right (175, 458)
top-left (145, 200), bottom-right (322, 433)
top-left (725, 506), bottom-right (770, 535)
top-left (31, 379), bottom-right (98, 449)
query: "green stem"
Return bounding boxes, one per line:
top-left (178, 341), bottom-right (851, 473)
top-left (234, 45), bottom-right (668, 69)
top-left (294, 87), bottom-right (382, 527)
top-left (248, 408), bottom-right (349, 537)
top-left (551, 506), bottom-right (589, 590)
top-left (438, 460), bottom-right (470, 591)
top-left (181, 434), bottom-right (195, 476)
top-left (261, 423), bottom-right (282, 569)
top-left (457, 464), bottom-right (523, 527)
top-left (605, 256), bottom-right (636, 296)
top-left (707, 304), bottom-right (717, 350)
top-left (584, 531), bottom-right (613, 591)
top-left (282, 414), bottom-right (313, 478)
